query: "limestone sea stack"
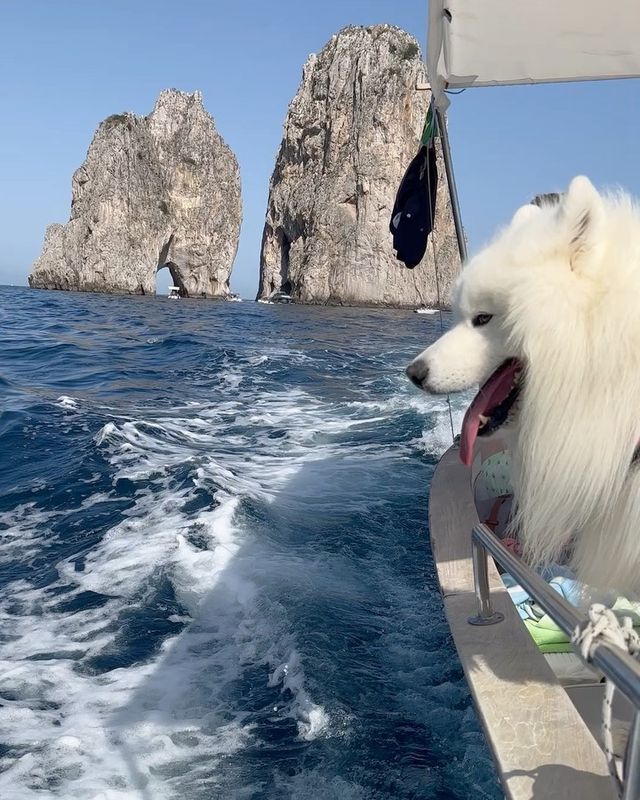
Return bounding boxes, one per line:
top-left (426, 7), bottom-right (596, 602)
top-left (258, 25), bottom-right (459, 308)
top-left (29, 90), bottom-right (241, 298)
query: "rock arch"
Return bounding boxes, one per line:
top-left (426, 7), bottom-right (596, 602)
top-left (29, 90), bottom-right (242, 299)
top-left (156, 261), bottom-right (185, 296)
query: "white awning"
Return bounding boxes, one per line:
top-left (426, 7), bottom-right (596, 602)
top-left (428, 0), bottom-right (640, 109)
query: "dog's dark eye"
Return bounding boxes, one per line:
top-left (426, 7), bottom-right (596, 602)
top-left (472, 313), bottom-right (493, 327)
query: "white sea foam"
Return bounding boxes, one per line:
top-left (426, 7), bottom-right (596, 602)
top-left (414, 392), bottom-right (472, 457)
top-left (56, 395), bottom-right (79, 409)
top-left (0, 345), bottom-right (466, 798)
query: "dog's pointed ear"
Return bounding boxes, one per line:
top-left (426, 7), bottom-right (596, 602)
top-left (560, 176), bottom-right (604, 274)
top-left (511, 203), bottom-right (541, 228)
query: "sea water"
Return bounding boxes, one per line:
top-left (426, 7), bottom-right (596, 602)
top-left (0, 287), bottom-right (500, 799)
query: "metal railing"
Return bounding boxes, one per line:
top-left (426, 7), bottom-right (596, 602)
top-left (470, 522), bottom-right (640, 800)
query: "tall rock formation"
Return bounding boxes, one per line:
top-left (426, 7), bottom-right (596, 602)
top-left (29, 90), bottom-right (241, 298)
top-left (258, 25), bottom-right (458, 308)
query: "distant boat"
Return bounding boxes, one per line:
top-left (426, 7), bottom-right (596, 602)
top-left (271, 291), bottom-right (292, 304)
top-left (227, 293), bottom-right (242, 302)
top-left (415, 307), bottom-right (437, 314)
top-left (257, 291), bottom-right (292, 305)
top-left (167, 286), bottom-right (181, 300)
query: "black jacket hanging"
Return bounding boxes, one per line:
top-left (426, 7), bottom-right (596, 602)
top-left (389, 105), bottom-right (437, 269)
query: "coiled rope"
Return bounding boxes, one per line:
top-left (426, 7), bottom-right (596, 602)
top-left (572, 604), bottom-right (640, 798)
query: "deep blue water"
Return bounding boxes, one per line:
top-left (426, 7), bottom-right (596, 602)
top-left (0, 286), bottom-right (499, 800)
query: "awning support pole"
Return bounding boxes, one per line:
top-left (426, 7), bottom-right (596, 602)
top-left (434, 107), bottom-right (468, 263)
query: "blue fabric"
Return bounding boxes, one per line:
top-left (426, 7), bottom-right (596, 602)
top-left (503, 567), bottom-right (618, 621)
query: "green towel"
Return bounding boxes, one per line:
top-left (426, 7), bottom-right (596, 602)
top-left (525, 597), bottom-right (640, 653)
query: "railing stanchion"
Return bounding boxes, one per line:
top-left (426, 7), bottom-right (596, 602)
top-left (623, 711), bottom-right (640, 799)
top-left (468, 535), bottom-right (505, 626)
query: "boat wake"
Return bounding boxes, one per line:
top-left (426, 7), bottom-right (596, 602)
top-left (0, 291), bottom-right (499, 800)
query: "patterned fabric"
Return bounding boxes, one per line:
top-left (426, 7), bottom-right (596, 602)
top-left (472, 443), bottom-right (514, 537)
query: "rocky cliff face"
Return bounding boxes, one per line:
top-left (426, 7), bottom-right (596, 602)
top-left (29, 90), bottom-right (241, 298)
top-left (258, 25), bottom-right (458, 308)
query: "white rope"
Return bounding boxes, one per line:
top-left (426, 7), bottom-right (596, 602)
top-left (572, 604), bottom-right (640, 798)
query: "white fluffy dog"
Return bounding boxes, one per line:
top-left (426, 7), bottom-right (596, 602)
top-left (407, 176), bottom-right (640, 593)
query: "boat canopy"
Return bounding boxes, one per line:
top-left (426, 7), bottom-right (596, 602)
top-left (428, 0), bottom-right (640, 110)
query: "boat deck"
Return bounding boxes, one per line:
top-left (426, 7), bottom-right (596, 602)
top-left (428, 445), bottom-right (615, 799)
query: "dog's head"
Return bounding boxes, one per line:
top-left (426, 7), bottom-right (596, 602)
top-left (406, 175), bottom-right (607, 465)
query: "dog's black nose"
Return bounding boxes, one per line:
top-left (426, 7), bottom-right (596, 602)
top-left (406, 360), bottom-right (428, 388)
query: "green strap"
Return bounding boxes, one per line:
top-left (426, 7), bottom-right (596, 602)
top-left (420, 101), bottom-right (436, 146)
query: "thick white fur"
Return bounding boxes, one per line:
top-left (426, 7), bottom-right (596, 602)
top-left (409, 176), bottom-right (640, 592)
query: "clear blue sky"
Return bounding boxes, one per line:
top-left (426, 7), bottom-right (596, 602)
top-left (1, 1), bottom-right (639, 298)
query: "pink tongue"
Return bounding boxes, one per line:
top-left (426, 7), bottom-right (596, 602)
top-left (460, 359), bottom-right (520, 467)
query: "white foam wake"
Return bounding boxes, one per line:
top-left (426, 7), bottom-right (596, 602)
top-left (0, 346), bottom-right (457, 798)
